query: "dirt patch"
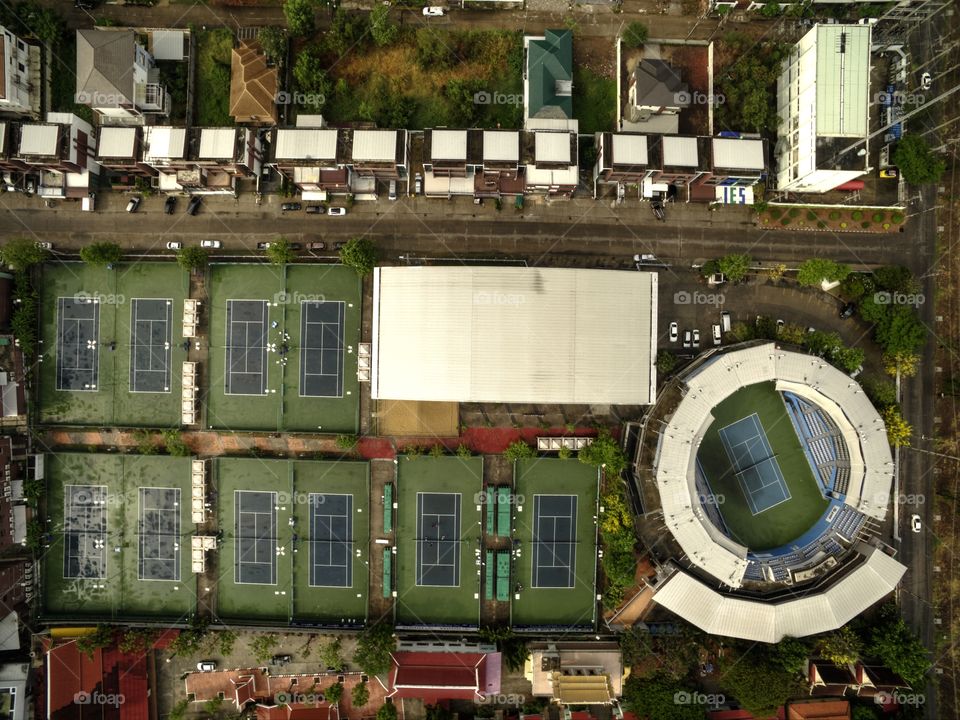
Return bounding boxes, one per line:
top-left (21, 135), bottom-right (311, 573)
top-left (574, 35), bottom-right (617, 80)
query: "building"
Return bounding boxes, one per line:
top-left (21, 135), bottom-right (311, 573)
top-left (475, 130), bottom-right (524, 198)
top-left (593, 133), bottom-right (652, 196)
top-left (230, 39), bottom-right (278, 125)
top-left (347, 130), bottom-right (407, 190)
top-left (527, 642), bottom-right (624, 705)
top-left (523, 130), bottom-right (578, 197)
top-left (524, 30), bottom-right (576, 132)
top-left (0, 26), bottom-right (39, 118)
top-left (15, 113), bottom-right (98, 199)
top-left (775, 24), bottom-right (871, 192)
top-left (623, 60), bottom-right (689, 134)
top-left (0, 663), bottom-right (28, 720)
top-left (142, 125), bottom-right (188, 191)
top-left (650, 135), bottom-right (706, 190)
top-left (180, 127), bottom-right (262, 194)
top-left (386, 647), bottom-right (500, 703)
top-left (422, 129), bottom-right (480, 197)
top-left (271, 126), bottom-right (349, 198)
top-left (371, 267), bottom-right (658, 405)
top-left (76, 29), bottom-right (168, 122)
top-left (96, 126), bottom-right (154, 187)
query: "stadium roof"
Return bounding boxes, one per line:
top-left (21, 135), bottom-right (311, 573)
top-left (656, 343), bottom-right (895, 588)
top-left (652, 544), bottom-right (905, 642)
top-left (371, 267), bottom-right (657, 405)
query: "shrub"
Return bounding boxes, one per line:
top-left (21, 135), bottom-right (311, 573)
top-left (621, 22), bottom-right (648, 48)
top-left (861, 221), bottom-right (871, 229)
top-left (788, 207), bottom-right (800, 218)
top-left (840, 222), bottom-right (848, 229)
top-left (429, 444), bottom-right (444, 458)
top-left (335, 434), bottom-right (358, 450)
top-left (817, 221), bottom-right (826, 229)
top-left (891, 212), bottom-right (905, 223)
top-left (503, 440), bottom-right (535, 461)
top-left (456, 443), bottom-right (472, 459)
top-left (829, 211), bottom-right (841, 220)
top-left (872, 212), bottom-right (885, 222)
top-left (883, 223), bottom-right (891, 230)
top-left (851, 210), bottom-right (863, 221)
top-left (769, 207), bottom-right (782, 219)
top-left (780, 217), bottom-right (790, 226)
top-left (806, 210), bottom-right (817, 221)
top-left (558, 445), bottom-right (572, 460)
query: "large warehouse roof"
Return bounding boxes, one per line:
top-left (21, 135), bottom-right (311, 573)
top-left (371, 267), bottom-right (657, 404)
top-left (652, 544), bottom-right (906, 642)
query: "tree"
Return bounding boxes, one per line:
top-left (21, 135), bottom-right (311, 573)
top-left (0, 237), bottom-right (48, 271)
top-left (162, 429), bottom-right (191, 457)
top-left (479, 627), bottom-right (529, 672)
top-left (258, 26), bottom-right (287, 65)
top-left (619, 626), bottom-right (653, 666)
top-left (769, 636), bottom-right (810, 675)
top-left (874, 265), bottom-right (916, 294)
top-left (579, 428), bottom-right (628, 475)
top-left (503, 440), bottom-right (535, 461)
top-left (874, 306), bottom-right (926, 356)
top-left (833, 346), bottom-right (865, 374)
top-left (176, 246), bottom-right (209, 272)
top-left (325, 10), bottom-right (369, 57)
top-left (656, 349), bottom-right (678, 375)
top-left (353, 622), bottom-right (395, 677)
top-left (293, 47), bottom-right (331, 110)
top-left (324, 682), bottom-right (344, 704)
top-left (376, 704), bottom-right (397, 720)
top-left (621, 22), bottom-right (648, 48)
top-left (351, 681), bottom-right (370, 708)
top-left (796, 258), bottom-right (851, 287)
top-left (250, 634), bottom-right (279, 663)
top-left (369, 4), bottom-right (398, 47)
top-left (622, 674), bottom-right (704, 720)
top-left (717, 253), bottom-right (752, 282)
top-left (817, 626), bottom-right (862, 667)
top-left (718, 649), bottom-right (805, 717)
top-left (339, 237), bottom-right (377, 276)
top-left (893, 134), bottom-right (946, 185)
top-left (79, 242), bottom-right (122, 267)
top-left (265, 238), bottom-right (298, 265)
top-left (76, 625), bottom-right (115, 658)
top-left (284, 0), bottom-right (317, 37)
top-left (883, 350), bottom-right (920, 378)
top-left (867, 604), bottom-right (931, 688)
top-left (882, 405), bottom-right (912, 446)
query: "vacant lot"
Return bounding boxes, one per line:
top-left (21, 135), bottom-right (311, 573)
top-left (196, 28), bottom-right (233, 125)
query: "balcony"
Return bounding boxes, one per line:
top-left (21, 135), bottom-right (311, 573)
top-left (134, 82), bottom-right (169, 115)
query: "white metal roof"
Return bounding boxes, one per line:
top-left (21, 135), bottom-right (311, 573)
top-left (151, 30), bottom-right (185, 60)
top-left (372, 267), bottom-right (658, 405)
top-left (815, 24), bottom-right (870, 137)
top-left (98, 127), bottom-right (136, 158)
top-left (534, 131), bottom-right (572, 164)
top-left (143, 126), bottom-right (186, 161)
top-left (612, 134), bottom-right (648, 166)
top-left (431, 129), bottom-right (467, 161)
top-left (198, 128), bottom-right (236, 159)
top-left (483, 131), bottom-right (519, 163)
top-left (18, 124), bottom-right (58, 156)
top-left (712, 138), bottom-right (764, 171)
top-left (275, 129), bottom-right (337, 161)
top-left (662, 135), bottom-right (698, 167)
top-left (352, 129), bottom-right (398, 162)
top-left (653, 545), bottom-right (906, 642)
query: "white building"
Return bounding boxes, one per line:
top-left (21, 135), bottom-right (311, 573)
top-left (0, 26), bottom-right (39, 117)
top-left (775, 24), bottom-right (872, 193)
top-left (15, 113), bottom-right (99, 199)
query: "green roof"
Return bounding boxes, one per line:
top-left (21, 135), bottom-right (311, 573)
top-left (527, 29), bottom-right (573, 120)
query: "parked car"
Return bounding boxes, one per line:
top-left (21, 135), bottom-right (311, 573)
top-left (669, 321), bottom-right (678, 343)
top-left (270, 655), bottom-right (293, 667)
top-left (328, 207), bottom-right (347, 216)
top-left (910, 514), bottom-right (922, 533)
top-left (164, 196), bottom-right (177, 214)
top-left (165, 241), bottom-right (182, 250)
top-left (683, 330), bottom-right (692, 349)
top-left (281, 202), bottom-right (302, 212)
top-left (196, 661), bottom-right (216, 672)
top-left (35, 241), bottom-right (52, 250)
top-left (712, 324), bottom-right (721, 346)
top-left (126, 196), bottom-right (141, 213)
top-left (422, 6), bottom-right (445, 15)
top-left (287, 243), bottom-right (302, 250)
top-left (388, 180), bottom-right (397, 201)
top-left (720, 311), bottom-right (731, 332)
top-left (257, 242), bottom-right (271, 250)
top-left (414, 173), bottom-right (423, 194)
top-left (307, 241), bottom-right (327, 251)
top-left (651, 200), bottom-right (665, 222)
top-left (692, 329), bottom-right (701, 348)
top-left (839, 302), bottom-right (856, 319)
top-left (920, 72), bottom-right (932, 90)
top-left (186, 196), bottom-right (202, 215)
top-left (306, 205), bottom-right (325, 214)
top-left (200, 240), bottom-right (221, 249)
top-left (879, 167), bottom-right (899, 179)
top-left (334, 241), bottom-right (347, 251)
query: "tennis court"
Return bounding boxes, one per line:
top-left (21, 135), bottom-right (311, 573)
top-left (225, 300), bottom-right (269, 396)
top-left (138, 487), bottom-right (181, 581)
top-left (56, 296), bottom-right (100, 391)
top-left (300, 301), bottom-right (345, 398)
top-left (63, 484), bottom-right (107, 579)
top-left (416, 492), bottom-right (461, 587)
top-left (532, 495), bottom-right (577, 588)
top-left (129, 298), bottom-right (173, 393)
top-left (235, 490), bottom-right (278, 585)
top-left (718, 413), bottom-right (791, 515)
top-left (309, 493), bottom-right (353, 588)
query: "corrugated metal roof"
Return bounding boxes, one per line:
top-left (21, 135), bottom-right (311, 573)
top-left (352, 129), bottom-right (397, 162)
top-left (612, 134), bottom-right (648, 165)
top-left (198, 128), bottom-right (236, 159)
top-left (144, 126), bottom-right (185, 160)
top-left (150, 30), bottom-right (185, 60)
top-left (275, 129), bottom-right (337, 161)
top-left (534, 131), bottom-right (571, 164)
top-left (815, 24), bottom-right (870, 137)
top-left (712, 138), bottom-right (764, 170)
top-left (372, 267), bottom-right (657, 404)
top-left (483, 131), bottom-right (519, 162)
top-left (431, 130), bottom-right (467, 161)
top-left (98, 126), bottom-right (136, 158)
top-left (661, 135), bottom-right (698, 167)
top-left (18, 124), bottom-right (58, 156)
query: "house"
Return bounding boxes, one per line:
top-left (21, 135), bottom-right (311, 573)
top-left (475, 130), bottom-right (524, 198)
top-left (0, 26), bottom-right (39, 117)
top-left (271, 127), bottom-right (349, 198)
top-left (526, 642), bottom-right (625, 705)
top-left (593, 132), bottom-right (652, 196)
top-left (808, 660), bottom-right (858, 696)
top-left (96, 126), bottom-right (154, 187)
top-left (648, 135), bottom-right (707, 197)
top-left (142, 125), bottom-right (188, 191)
top-left (385, 645), bottom-right (501, 703)
top-left (15, 113), bottom-right (98, 199)
top-left (784, 699), bottom-right (851, 720)
top-left (775, 24), bottom-right (871, 192)
top-left (422, 129), bottom-right (481, 197)
top-left (230, 39), bottom-right (278, 125)
top-left (0, 124), bottom-right (26, 177)
top-left (854, 663), bottom-right (910, 699)
top-left (523, 130), bottom-right (578, 197)
top-left (0, 435), bottom-right (29, 556)
top-left (623, 60), bottom-right (689, 134)
top-left (178, 127), bottom-right (262, 194)
top-left (76, 29), bottom-right (168, 121)
top-left (0, 662), bottom-right (29, 720)
top-left (524, 30), bottom-right (576, 132)
top-left (347, 129), bottom-right (408, 193)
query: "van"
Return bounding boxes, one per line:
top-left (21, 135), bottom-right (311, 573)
top-left (388, 180), bottom-right (397, 201)
top-left (720, 311), bottom-right (731, 333)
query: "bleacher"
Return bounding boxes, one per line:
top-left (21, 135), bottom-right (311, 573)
top-left (783, 392), bottom-right (852, 496)
top-left (832, 506), bottom-right (866, 541)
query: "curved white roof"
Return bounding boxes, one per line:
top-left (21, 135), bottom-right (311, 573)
top-left (656, 343), bottom-right (895, 588)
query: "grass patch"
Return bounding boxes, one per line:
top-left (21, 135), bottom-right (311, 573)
top-left (195, 28), bottom-right (233, 125)
top-left (157, 60), bottom-right (189, 124)
top-left (861, 221), bottom-right (871, 229)
top-left (572, 66), bottom-right (616, 134)
top-left (50, 33), bottom-right (93, 123)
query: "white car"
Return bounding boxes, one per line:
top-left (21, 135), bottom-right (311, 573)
top-left (35, 241), bottom-right (52, 250)
top-left (712, 324), bottom-right (721, 346)
top-left (165, 241), bottom-right (182, 250)
top-left (683, 330), bottom-right (691, 349)
top-left (200, 240), bottom-right (221, 249)
top-left (692, 329), bottom-right (701, 348)
top-left (327, 207), bottom-right (347, 216)
top-left (920, 72), bottom-right (932, 90)
top-left (910, 514), bottom-right (922, 533)
top-left (196, 661), bottom-right (216, 672)
top-left (422, 6), bottom-right (444, 15)
top-left (669, 322), bottom-right (678, 343)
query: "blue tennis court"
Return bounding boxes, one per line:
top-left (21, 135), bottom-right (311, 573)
top-left (719, 414), bottom-right (791, 515)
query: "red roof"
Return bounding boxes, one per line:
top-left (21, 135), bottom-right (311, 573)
top-left (257, 703), bottom-right (337, 720)
top-left (388, 652), bottom-right (500, 701)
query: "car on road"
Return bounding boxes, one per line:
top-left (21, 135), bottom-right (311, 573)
top-left (839, 302), bottom-right (856, 319)
top-left (186, 196), bottom-right (202, 215)
top-left (669, 322), bottom-right (678, 343)
top-left (125, 196), bottom-right (141, 213)
top-left (712, 324), bottom-right (721, 346)
top-left (306, 205), bottom-right (325, 214)
top-left (414, 173), bottom-right (423, 194)
top-left (651, 201), bottom-right (665, 222)
top-left (422, 6), bottom-right (445, 15)
top-left (307, 241), bottom-right (326, 251)
top-left (257, 242), bottom-right (272, 250)
top-left (200, 240), bottom-right (221, 249)
top-left (287, 242), bottom-right (302, 250)
top-left (281, 202), bottom-right (302, 212)
top-left (164, 196), bottom-right (177, 214)
top-left (920, 72), bottom-right (932, 90)
top-left (196, 661), bottom-right (216, 672)
top-left (683, 330), bottom-right (692, 349)
top-left (692, 329), bottom-right (701, 348)
top-left (879, 167), bottom-right (899, 179)
top-left (328, 207), bottom-right (347, 216)
top-left (165, 241), bottom-right (182, 250)
top-left (270, 654), bottom-right (293, 667)
top-left (910, 514), bottom-right (922, 533)
top-left (35, 241), bottom-right (52, 250)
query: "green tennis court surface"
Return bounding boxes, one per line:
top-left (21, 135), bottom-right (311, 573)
top-left (696, 382), bottom-right (829, 550)
top-left (38, 262), bottom-right (189, 426)
top-left (42, 453), bottom-right (197, 620)
top-left (395, 456), bottom-right (483, 627)
top-left (206, 264), bottom-right (361, 433)
top-left (511, 459), bottom-right (599, 628)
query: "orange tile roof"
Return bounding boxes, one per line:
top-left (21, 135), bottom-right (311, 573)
top-left (230, 39), bottom-right (278, 124)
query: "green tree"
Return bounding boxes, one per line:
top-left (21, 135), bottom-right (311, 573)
top-left (339, 237), bottom-right (377, 276)
top-left (320, 637), bottom-right (344, 669)
top-left (717, 253), bottom-right (752, 282)
top-left (324, 682), bottom-right (344, 704)
top-left (176, 246), bottom-right (209, 272)
top-left (265, 238), bottom-right (298, 265)
top-left (479, 627), bottom-right (529, 672)
top-left (169, 699), bottom-right (190, 720)
top-left (284, 0), bottom-right (317, 37)
top-left (353, 622), bottom-right (395, 677)
top-left (250, 634), bottom-right (280, 663)
top-left (162, 429), bottom-right (191, 457)
top-left (874, 265), bottom-right (916, 294)
top-left (619, 626), bottom-right (653, 666)
top-left (369, 4), bottom-right (398, 47)
top-left (335, 434), bottom-right (358, 451)
top-left (621, 22), bottom-right (648, 48)
top-left (893, 134), bottom-right (946, 185)
top-left (415, 27), bottom-right (455, 69)
top-left (503, 440), bottom-right (535, 461)
top-left (817, 625), bottom-right (862, 666)
top-left (656, 349), bottom-right (678, 374)
top-left (79, 242), bottom-right (123, 267)
top-left (325, 10), bottom-right (368, 57)
top-left (718, 648), bottom-right (805, 717)
top-left (874, 305), bottom-right (926, 356)
top-left (76, 625), bottom-right (115, 658)
top-left (796, 258), bottom-right (851, 287)
top-left (867, 603), bottom-right (931, 688)
top-left (293, 47), bottom-right (331, 110)
top-left (258, 26), bottom-right (287, 65)
top-left (579, 428), bottom-right (628, 475)
top-left (351, 681), bottom-right (370, 708)
top-left (376, 704), bottom-right (398, 720)
top-left (622, 674), bottom-right (704, 720)
top-left (0, 238), bottom-right (48, 271)
top-left (769, 636), bottom-right (810, 675)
